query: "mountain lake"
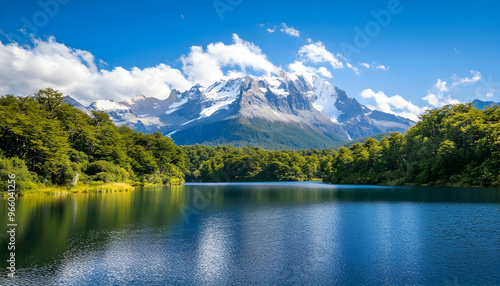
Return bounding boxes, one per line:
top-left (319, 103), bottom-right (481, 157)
top-left (1, 182), bottom-right (499, 285)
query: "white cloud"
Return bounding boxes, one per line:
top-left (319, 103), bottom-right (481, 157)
top-left (288, 61), bottom-right (333, 80)
top-left (264, 25), bottom-right (277, 33)
top-left (298, 41), bottom-right (344, 69)
top-left (306, 38), bottom-right (312, 43)
top-left (180, 34), bottom-right (278, 86)
top-left (180, 45), bottom-right (223, 87)
top-left (451, 70), bottom-right (481, 87)
top-left (346, 63), bottom-right (359, 74)
top-left (316, 67), bottom-right (333, 78)
top-left (280, 23), bottom-right (300, 37)
top-left (336, 53), bottom-right (347, 61)
top-left (357, 62), bottom-right (389, 71)
top-left (0, 37), bottom-right (192, 105)
top-left (486, 92), bottom-right (494, 98)
top-left (98, 59), bottom-right (108, 67)
top-left (361, 89), bottom-right (425, 121)
top-left (423, 78), bottom-right (460, 107)
top-left (435, 79), bottom-right (449, 93)
top-left (423, 71), bottom-right (482, 107)
top-left (0, 34), bottom-right (278, 105)
top-left (422, 92), bottom-right (460, 107)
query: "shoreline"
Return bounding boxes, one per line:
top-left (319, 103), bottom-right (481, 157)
top-left (1, 182), bottom-right (135, 197)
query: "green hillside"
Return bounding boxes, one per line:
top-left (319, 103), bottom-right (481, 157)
top-left (172, 117), bottom-right (346, 150)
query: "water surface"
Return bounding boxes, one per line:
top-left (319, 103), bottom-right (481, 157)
top-left (1, 182), bottom-right (499, 285)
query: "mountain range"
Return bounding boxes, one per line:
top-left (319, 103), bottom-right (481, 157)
top-left (64, 71), bottom-right (415, 149)
top-left (471, 99), bottom-right (500, 110)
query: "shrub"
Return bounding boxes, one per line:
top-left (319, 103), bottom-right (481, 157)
top-left (0, 156), bottom-right (37, 194)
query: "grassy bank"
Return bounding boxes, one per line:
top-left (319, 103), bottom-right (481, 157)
top-left (2, 182), bottom-right (135, 197)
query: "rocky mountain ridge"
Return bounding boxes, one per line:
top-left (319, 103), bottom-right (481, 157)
top-left (65, 71), bottom-right (415, 149)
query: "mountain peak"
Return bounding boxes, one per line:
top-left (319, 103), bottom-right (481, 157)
top-left (68, 72), bottom-right (415, 149)
top-left (63, 95), bottom-right (85, 108)
top-left (132, 94), bottom-right (146, 101)
top-left (123, 94), bottom-right (147, 105)
top-left (472, 99), bottom-right (499, 110)
top-left (166, 89), bottom-right (178, 104)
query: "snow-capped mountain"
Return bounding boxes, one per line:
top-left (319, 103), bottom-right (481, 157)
top-left (65, 71), bottom-right (415, 149)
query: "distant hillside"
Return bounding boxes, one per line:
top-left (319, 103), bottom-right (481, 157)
top-left (472, 99), bottom-right (499, 110)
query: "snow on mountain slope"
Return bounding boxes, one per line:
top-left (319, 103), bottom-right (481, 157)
top-left (199, 78), bottom-right (241, 118)
top-left (122, 94), bottom-right (146, 105)
top-left (90, 100), bottom-right (130, 111)
top-left (165, 97), bottom-right (188, 114)
top-left (88, 98), bottom-right (165, 128)
top-left (310, 75), bottom-right (342, 122)
top-left (65, 71), bottom-right (415, 147)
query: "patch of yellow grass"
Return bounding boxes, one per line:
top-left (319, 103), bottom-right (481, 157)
top-left (15, 182), bottom-right (135, 197)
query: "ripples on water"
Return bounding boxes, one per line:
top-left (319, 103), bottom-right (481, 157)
top-left (0, 182), bottom-right (499, 285)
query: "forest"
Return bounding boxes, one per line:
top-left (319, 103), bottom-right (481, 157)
top-left (321, 103), bottom-right (500, 187)
top-left (0, 88), bottom-right (185, 193)
top-left (1, 88), bottom-right (500, 195)
top-left (184, 103), bottom-right (500, 187)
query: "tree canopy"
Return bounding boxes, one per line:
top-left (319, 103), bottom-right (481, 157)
top-left (0, 88), bottom-right (186, 193)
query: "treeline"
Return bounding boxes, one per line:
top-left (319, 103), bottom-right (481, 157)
top-left (322, 103), bottom-right (500, 187)
top-left (2, 88), bottom-right (499, 193)
top-left (183, 145), bottom-right (335, 182)
top-left (0, 88), bottom-right (185, 193)
top-left (184, 103), bottom-right (500, 187)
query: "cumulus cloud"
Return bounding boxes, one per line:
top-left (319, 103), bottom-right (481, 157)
top-left (0, 37), bottom-right (192, 105)
top-left (181, 34), bottom-right (277, 85)
top-left (295, 42), bottom-right (363, 74)
top-left (288, 61), bottom-right (333, 80)
top-left (280, 23), bottom-right (300, 37)
top-left (359, 62), bottom-right (370, 68)
top-left (361, 89), bottom-right (425, 121)
top-left (423, 78), bottom-right (461, 107)
top-left (435, 79), bottom-right (449, 93)
top-left (422, 71), bottom-right (482, 107)
top-left (0, 34), bottom-right (279, 105)
top-left (422, 92), bottom-right (460, 107)
top-left (179, 46), bottom-right (224, 87)
top-left (298, 41), bottom-right (344, 69)
top-left (376, 64), bottom-right (389, 70)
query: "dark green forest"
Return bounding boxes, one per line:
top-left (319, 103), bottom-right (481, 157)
top-left (183, 145), bottom-right (332, 182)
top-left (2, 88), bottom-right (500, 194)
top-left (184, 103), bottom-right (500, 187)
top-left (0, 88), bottom-right (185, 193)
top-left (321, 103), bottom-right (500, 186)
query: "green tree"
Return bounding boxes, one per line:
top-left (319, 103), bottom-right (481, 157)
top-left (33, 87), bottom-right (64, 114)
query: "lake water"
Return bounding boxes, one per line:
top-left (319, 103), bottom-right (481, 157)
top-left (1, 182), bottom-right (500, 285)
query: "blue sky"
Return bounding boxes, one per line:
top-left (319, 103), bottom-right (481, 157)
top-left (0, 0), bottom-right (499, 119)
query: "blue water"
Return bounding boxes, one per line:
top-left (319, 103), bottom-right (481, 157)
top-left (1, 182), bottom-right (499, 285)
